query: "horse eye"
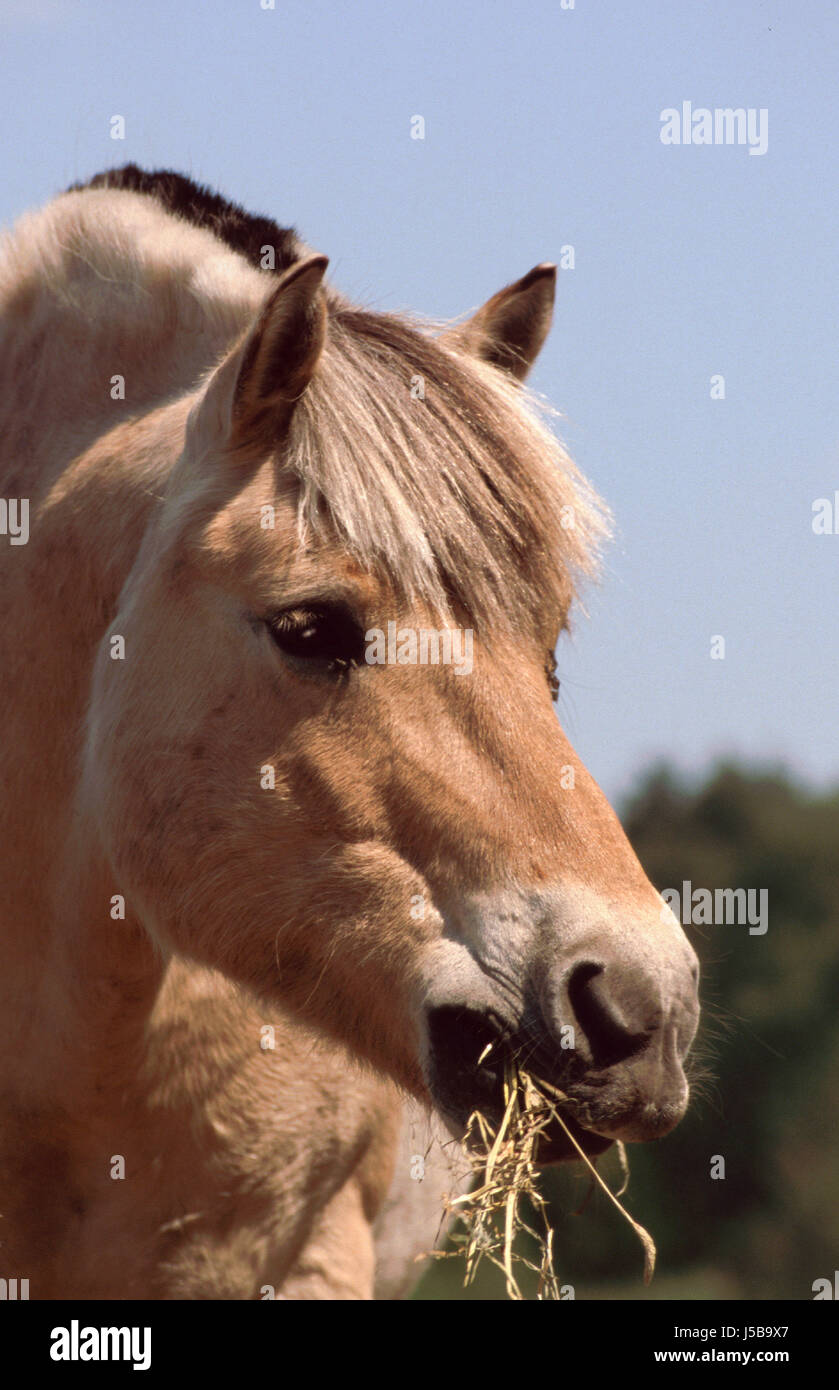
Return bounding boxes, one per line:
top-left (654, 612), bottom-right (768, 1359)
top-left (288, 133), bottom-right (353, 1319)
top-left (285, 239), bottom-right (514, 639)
top-left (545, 652), bottom-right (560, 702)
top-left (268, 605), bottom-right (366, 671)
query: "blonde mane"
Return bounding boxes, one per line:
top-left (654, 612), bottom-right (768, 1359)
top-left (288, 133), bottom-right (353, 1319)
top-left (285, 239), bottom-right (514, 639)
top-left (288, 306), bottom-right (610, 628)
top-left (0, 174), bottom-right (609, 628)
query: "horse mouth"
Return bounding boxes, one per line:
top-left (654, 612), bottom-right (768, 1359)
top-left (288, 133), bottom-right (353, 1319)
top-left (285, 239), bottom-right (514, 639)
top-left (426, 1005), bottom-right (615, 1165)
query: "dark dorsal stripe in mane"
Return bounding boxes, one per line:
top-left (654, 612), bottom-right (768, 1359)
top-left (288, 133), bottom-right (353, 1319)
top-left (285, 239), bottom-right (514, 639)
top-left (66, 164), bottom-right (304, 274)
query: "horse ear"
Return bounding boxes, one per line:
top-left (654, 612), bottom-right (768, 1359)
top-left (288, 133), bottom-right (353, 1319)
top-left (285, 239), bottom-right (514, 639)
top-left (442, 263), bottom-right (556, 381)
top-left (228, 254), bottom-right (329, 450)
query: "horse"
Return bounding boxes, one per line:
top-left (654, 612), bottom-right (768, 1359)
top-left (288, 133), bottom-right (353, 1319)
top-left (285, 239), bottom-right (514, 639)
top-left (0, 166), bottom-right (700, 1300)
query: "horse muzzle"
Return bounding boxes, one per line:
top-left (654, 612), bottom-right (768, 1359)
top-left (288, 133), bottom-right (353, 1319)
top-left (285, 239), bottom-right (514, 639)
top-left (423, 947), bottom-right (699, 1162)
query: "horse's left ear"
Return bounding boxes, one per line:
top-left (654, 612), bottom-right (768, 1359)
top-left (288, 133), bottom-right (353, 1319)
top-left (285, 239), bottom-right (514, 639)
top-left (442, 263), bottom-right (556, 381)
top-left (228, 253), bottom-right (329, 451)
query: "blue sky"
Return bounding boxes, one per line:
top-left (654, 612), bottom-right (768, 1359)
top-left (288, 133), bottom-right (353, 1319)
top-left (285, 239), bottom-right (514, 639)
top-left (1, 0), bottom-right (836, 805)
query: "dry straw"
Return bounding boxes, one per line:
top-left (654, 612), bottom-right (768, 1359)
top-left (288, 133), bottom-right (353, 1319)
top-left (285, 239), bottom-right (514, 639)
top-left (429, 1053), bottom-right (656, 1300)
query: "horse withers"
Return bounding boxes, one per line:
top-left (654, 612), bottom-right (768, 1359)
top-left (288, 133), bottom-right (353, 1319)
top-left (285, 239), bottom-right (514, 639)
top-left (0, 167), bottom-right (699, 1299)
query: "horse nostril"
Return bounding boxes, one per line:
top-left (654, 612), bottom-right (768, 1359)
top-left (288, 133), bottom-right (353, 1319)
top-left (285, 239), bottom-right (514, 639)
top-left (567, 961), bottom-right (654, 1068)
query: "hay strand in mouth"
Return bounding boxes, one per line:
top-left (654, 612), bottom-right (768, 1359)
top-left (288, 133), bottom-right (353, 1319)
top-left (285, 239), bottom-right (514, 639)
top-left (536, 1077), bottom-right (656, 1285)
top-left (429, 1059), bottom-right (657, 1298)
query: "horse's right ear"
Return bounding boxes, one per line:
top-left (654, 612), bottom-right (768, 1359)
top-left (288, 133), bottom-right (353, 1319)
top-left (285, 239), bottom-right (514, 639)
top-left (222, 254), bottom-right (329, 453)
top-left (441, 263), bottom-right (556, 381)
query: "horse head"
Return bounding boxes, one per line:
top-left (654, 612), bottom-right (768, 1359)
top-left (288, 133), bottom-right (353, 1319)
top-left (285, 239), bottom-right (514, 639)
top-left (83, 250), bottom-right (699, 1162)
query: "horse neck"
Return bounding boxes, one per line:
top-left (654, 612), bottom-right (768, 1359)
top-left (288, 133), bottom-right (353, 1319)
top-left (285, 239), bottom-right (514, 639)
top-left (0, 211), bottom-right (263, 1104)
top-left (0, 417), bottom-right (173, 1099)
top-left (0, 299), bottom-right (232, 1100)
top-left (0, 266), bottom-right (252, 501)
